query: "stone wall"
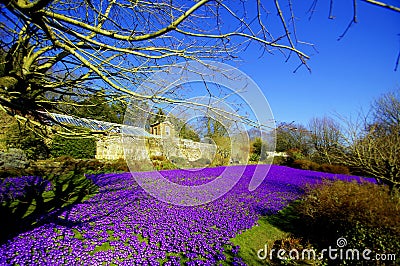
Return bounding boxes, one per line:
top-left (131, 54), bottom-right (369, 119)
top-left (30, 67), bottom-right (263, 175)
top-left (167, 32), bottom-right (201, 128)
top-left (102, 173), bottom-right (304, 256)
top-left (96, 135), bottom-right (216, 162)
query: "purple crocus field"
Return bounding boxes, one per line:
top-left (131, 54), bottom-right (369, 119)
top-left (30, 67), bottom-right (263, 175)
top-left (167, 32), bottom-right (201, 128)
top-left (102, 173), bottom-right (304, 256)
top-left (0, 165), bottom-right (373, 265)
top-left (0, 176), bottom-right (52, 202)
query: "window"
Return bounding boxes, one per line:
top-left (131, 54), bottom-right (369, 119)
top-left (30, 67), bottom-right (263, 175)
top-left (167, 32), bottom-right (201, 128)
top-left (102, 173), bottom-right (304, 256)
top-left (165, 126), bottom-right (170, 136)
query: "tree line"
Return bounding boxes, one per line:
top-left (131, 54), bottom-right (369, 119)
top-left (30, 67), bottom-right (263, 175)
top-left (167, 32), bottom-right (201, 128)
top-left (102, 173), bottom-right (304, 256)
top-left (275, 90), bottom-right (399, 191)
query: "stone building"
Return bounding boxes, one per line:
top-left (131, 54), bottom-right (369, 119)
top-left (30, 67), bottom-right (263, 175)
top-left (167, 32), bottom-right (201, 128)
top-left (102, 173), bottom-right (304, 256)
top-left (96, 131), bottom-right (217, 162)
top-left (96, 119), bottom-right (217, 162)
top-left (46, 112), bottom-right (217, 162)
top-left (150, 121), bottom-right (175, 137)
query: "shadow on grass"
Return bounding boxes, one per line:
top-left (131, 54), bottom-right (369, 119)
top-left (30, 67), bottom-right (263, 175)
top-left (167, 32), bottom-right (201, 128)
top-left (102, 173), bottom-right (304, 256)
top-left (266, 200), bottom-right (337, 249)
top-left (230, 203), bottom-right (331, 266)
top-left (0, 169), bottom-right (98, 244)
top-left (266, 201), bottom-right (302, 234)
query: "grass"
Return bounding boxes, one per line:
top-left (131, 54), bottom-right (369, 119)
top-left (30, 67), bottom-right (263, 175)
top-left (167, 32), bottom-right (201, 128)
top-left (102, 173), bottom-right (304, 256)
top-left (227, 216), bottom-right (288, 265)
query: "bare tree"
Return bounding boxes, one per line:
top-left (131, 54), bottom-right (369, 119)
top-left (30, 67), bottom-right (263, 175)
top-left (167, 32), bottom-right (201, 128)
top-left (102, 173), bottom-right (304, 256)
top-left (0, 0), bottom-right (399, 135)
top-left (372, 90), bottom-right (400, 129)
top-left (336, 118), bottom-right (399, 190)
top-left (275, 122), bottom-right (312, 155)
top-left (302, 91), bottom-right (400, 189)
top-left (308, 117), bottom-right (342, 164)
top-left (0, 1), bottom-right (304, 129)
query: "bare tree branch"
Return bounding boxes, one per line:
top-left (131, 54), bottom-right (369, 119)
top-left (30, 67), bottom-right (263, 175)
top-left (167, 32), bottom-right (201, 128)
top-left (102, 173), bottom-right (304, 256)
top-left (0, 0), bottom-right (398, 137)
top-left (362, 0), bottom-right (400, 13)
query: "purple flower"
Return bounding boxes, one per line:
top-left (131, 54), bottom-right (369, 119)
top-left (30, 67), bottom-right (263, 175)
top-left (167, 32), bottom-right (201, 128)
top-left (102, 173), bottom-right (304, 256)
top-left (0, 165), bottom-right (375, 265)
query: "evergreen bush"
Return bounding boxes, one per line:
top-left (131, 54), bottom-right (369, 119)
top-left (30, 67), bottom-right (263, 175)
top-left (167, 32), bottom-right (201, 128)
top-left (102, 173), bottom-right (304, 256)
top-left (50, 135), bottom-right (96, 159)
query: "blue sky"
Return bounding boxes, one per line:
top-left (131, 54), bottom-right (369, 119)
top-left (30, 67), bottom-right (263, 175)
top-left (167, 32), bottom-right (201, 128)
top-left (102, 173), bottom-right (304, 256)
top-left (234, 1), bottom-right (399, 126)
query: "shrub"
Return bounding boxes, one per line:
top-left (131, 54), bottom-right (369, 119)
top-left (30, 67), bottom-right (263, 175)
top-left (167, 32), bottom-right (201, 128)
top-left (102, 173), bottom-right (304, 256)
top-left (290, 160), bottom-right (350, 175)
top-left (125, 160), bottom-right (154, 172)
top-left (286, 149), bottom-right (305, 161)
top-left (0, 149), bottom-right (31, 178)
top-left (272, 156), bottom-right (288, 166)
top-left (168, 156), bottom-right (186, 165)
top-left (190, 158), bottom-right (211, 168)
top-left (269, 237), bottom-right (325, 265)
top-left (4, 122), bottom-right (49, 160)
top-left (320, 163), bottom-right (350, 175)
top-left (0, 156), bottom-right (131, 178)
top-left (50, 135), bottom-right (96, 159)
top-left (0, 148), bottom-right (29, 170)
top-left (152, 160), bottom-right (176, 170)
top-left (292, 180), bottom-right (400, 263)
top-left (249, 153), bottom-right (260, 162)
top-left (45, 157), bottom-right (129, 175)
top-left (150, 155), bottom-right (166, 161)
top-left (291, 160), bottom-right (320, 171)
top-left (101, 158), bottom-right (129, 173)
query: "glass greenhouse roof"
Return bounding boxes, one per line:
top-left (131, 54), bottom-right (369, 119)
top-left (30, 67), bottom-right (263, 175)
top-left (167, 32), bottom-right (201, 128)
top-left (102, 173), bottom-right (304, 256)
top-left (45, 112), bottom-right (153, 137)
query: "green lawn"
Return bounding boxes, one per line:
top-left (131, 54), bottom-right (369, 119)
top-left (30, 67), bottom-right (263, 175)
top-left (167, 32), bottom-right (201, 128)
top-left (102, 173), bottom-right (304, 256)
top-left (228, 216), bottom-right (288, 265)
